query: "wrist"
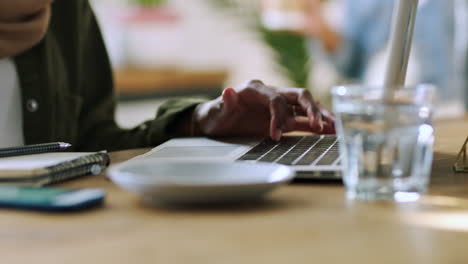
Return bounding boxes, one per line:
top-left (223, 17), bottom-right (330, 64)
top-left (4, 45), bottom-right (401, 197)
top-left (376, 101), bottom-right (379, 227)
top-left (190, 103), bottom-right (204, 137)
top-left (191, 98), bottom-right (223, 137)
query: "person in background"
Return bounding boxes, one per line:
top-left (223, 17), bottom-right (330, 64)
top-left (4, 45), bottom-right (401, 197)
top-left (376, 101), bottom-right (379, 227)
top-left (0, 0), bottom-right (334, 151)
top-left (302, 0), bottom-right (466, 109)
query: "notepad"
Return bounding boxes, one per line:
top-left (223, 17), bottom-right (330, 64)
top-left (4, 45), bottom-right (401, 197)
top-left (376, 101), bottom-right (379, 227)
top-left (0, 152), bottom-right (110, 186)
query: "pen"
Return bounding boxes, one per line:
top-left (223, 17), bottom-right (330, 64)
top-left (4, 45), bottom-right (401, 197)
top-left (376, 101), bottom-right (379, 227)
top-left (0, 142), bottom-right (72, 158)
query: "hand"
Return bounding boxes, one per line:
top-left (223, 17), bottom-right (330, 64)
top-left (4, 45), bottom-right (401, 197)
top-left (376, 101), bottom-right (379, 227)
top-left (193, 80), bottom-right (335, 141)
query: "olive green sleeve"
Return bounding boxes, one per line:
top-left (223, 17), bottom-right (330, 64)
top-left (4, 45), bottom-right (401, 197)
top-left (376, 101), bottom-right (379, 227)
top-left (148, 98), bottom-right (208, 143)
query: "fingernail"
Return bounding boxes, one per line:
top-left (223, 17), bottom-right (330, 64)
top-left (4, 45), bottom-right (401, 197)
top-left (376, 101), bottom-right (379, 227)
top-left (276, 129), bottom-right (282, 141)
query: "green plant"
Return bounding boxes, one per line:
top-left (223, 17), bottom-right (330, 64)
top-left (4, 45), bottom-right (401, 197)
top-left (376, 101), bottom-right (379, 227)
top-left (258, 28), bottom-right (310, 88)
top-left (132, 0), bottom-right (166, 7)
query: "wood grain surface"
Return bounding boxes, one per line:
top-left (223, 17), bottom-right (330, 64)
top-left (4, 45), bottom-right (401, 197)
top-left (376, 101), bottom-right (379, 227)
top-left (1, 117), bottom-right (467, 264)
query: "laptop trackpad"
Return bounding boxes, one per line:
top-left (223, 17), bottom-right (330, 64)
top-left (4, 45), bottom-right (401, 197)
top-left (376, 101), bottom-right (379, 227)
top-left (146, 146), bottom-right (240, 158)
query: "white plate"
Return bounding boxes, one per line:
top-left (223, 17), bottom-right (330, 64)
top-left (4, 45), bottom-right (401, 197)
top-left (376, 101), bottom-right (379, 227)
top-left (107, 160), bottom-right (294, 205)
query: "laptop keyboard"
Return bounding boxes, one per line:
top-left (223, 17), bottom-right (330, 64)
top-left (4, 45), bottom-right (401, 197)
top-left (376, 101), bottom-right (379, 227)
top-left (238, 136), bottom-right (340, 166)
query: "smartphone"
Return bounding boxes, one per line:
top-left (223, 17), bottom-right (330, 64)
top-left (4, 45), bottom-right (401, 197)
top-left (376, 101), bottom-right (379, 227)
top-left (0, 186), bottom-right (105, 211)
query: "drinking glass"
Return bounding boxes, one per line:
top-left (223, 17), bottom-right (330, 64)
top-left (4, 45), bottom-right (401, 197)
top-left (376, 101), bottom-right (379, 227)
top-left (332, 84), bottom-right (436, 201)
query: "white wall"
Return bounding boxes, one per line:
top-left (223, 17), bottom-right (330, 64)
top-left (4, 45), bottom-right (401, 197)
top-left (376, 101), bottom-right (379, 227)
top-left (91, 0), bottom-right (291, 88)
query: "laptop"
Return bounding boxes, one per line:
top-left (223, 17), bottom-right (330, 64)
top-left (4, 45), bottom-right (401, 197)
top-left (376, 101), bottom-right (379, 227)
top-left (138, 135), bottom-right (342, 180)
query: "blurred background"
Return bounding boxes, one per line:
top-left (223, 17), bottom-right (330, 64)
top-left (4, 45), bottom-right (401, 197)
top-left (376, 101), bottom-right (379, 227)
top-left (89, 0), bottom-right (468, 128)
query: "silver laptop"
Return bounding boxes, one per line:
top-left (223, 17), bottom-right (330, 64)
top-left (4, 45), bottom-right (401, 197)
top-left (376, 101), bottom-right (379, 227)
top-left (139, 135), bottom-right (342, 180)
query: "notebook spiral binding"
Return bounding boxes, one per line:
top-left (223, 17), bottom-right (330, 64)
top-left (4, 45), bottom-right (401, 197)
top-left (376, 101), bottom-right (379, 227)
top-left (37, 152), bottom-right (111, 186)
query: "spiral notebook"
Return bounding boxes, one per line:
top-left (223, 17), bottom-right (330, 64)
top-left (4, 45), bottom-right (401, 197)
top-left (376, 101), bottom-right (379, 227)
top-left (0, 152), bottom-right (110, 186)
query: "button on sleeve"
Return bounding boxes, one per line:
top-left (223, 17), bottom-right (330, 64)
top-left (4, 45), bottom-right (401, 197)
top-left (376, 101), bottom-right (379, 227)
top-left (26, 99), bottom-right (39, 113)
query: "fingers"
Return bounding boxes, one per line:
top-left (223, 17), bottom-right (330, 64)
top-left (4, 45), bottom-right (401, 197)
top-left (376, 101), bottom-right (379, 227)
top-left (273, 87), bottom-right (334, 131)
top-left (236, 80), bottom-right (277, 106)
top-left (316, 101), bottom-right (336, 125)
top-left (285, 116), bottom-right (335, 134)
top-left (273, 87), bottom-right (314, 113)
top-left (222, 87), bottom-right (239, 114)
top-left (288, 105), bottom-right (307, 117)
top-left (270, 97), bottom-right (335, 139)
top-left (288, 117), bottom-right (314, 132)
top-left (269, 96), bottom-right (288, 141)
top-left (237, 80), bottom-right (288, 141)
top-left (235, 80), bottom-right (336, 139)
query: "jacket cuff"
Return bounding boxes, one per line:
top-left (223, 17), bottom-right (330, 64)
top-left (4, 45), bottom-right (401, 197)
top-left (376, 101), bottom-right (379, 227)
top-left (148, 98), bottom-right (208, 145)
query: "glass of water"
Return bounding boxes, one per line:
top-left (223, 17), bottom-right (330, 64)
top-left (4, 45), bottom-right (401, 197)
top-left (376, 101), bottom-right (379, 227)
top-left (332, 84), bottom-right (436, 201)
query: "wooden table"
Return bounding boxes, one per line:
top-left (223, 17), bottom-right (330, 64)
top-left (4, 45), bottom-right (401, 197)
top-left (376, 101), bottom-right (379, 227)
top-left (2, 118), bottom-right (468, 264)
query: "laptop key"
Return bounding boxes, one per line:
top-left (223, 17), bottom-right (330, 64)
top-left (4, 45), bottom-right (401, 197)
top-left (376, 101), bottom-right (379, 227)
top-left (238, 139), bottom-right (277, 161)
top-left (258, 137), bottom-right (302, 162)
top-left (316, 141), bottom-right (340, 166)
top-left (295, 136), bottom-right (336, 165)
top-left (276, 136), bottom-right (321, 165)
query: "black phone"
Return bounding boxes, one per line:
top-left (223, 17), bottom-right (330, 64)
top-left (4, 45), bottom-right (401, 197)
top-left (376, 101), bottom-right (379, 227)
top-left (0, 186), bottom-right (105, 211)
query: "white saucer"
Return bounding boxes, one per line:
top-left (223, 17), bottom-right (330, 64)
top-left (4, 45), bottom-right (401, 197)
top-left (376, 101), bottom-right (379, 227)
top-left (107, 160), bottom-right (294, 205)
